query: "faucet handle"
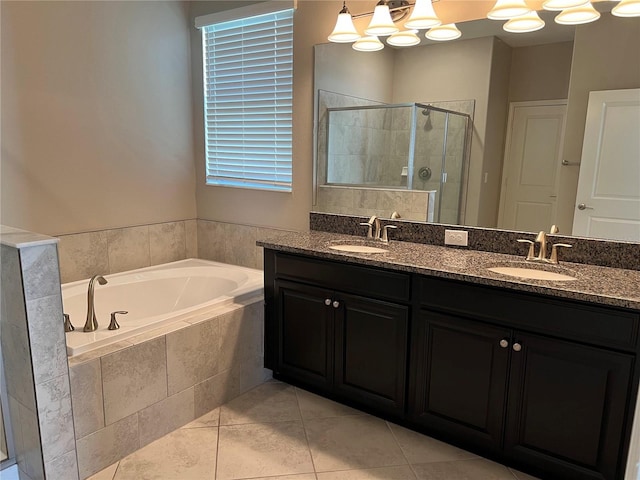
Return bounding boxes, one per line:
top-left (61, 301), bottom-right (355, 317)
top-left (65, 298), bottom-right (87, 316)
top-left (549, 243), bottom-right (572, 264)
top-left (109, 311), bottom-right (128, 331)
top-left (359, 222), bottom-right (374, 239)
top-left (63, 313), bottom-right (75, 332)
top-left (517, 239), bottom-right (536, 261)
top-left (380, 224), bottom-right (398, 244)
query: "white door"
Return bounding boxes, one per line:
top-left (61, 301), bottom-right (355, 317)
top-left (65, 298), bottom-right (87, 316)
top-left (498, 101), bottom-right (567, 232)
top-left (572, 89), bottom-right (640, 242)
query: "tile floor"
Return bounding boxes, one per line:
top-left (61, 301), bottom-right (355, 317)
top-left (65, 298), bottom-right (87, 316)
top-left (87, 381), bottom-right (541, 480)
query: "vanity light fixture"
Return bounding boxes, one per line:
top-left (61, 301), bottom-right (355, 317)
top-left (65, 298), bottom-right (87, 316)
top-left (328, 2), bottom-right (361, 42)
top-left (542, 0), bottom-right (589, 10)
top-left (425, 23), bottom-right (462, 41)
top-left (487, 0), bottom-right (531, 20)
top-left (404, 0), bottom-right (442, 29)
top-left (387, 29), bottom-right (422, 45)
top-left (365, 1), bottom-right (400, 35)
top-left (503, 10), bottom-right (546, 31)
top-left (352, 35), bottom-right (386, 51)
top-left (612, 0), bottom-right (640, 16)
top-left (555, 1), bottom-right (601, 24)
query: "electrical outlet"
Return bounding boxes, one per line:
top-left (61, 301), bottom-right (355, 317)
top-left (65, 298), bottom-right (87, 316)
top-left (444, 229), bottom-right (469, 247)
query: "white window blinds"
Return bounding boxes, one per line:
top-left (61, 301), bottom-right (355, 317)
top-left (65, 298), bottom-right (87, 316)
top-left (201, 8), bottom-right (294, 192)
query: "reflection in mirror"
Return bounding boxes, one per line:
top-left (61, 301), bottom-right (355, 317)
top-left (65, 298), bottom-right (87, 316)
top-left (313, 10), bottom-right (640, 242)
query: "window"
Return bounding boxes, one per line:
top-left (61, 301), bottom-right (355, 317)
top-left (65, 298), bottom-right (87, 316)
top-left (198, 4), bottom-right (294, 192)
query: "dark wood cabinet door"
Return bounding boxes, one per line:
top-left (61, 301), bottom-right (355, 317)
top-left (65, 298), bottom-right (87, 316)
top-left (334, 293), bottom-right (409, 416)
top-left (409, 310), bottom-right (511, 455)
top-left (505, 333), bottom-right (634, 480)
top-left (275, 280), bottom-right (334, 391)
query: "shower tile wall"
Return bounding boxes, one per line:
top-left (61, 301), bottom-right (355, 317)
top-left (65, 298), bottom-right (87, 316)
top-left (57, 219), bottom-right (198, 283)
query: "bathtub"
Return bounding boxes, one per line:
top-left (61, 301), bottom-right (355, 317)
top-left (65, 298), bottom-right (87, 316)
top-left (62, 258), bottom-right (264, 356)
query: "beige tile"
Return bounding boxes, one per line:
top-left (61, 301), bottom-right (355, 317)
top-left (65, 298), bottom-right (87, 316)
top-left (114, 427), bottom-right (218, 480)
top-left (149, 221), bottom-right (186, 265)
top-left (194, 369), bottom-right (236, 418)
top-left (17, 399), bottom-right (45, 480)
top-left (509, 468), bottom-right (542, 480)
top-left (107, 225), bottom-right (150, 274)
top-left (249, 476), bottom-right (317, 480)
top-left (1, 245), bottom-right (26, 330)
top-left (19, 243), bottom-right (60, 300)
top-left (218, 302), bottom-right (262, 372)
top-left (25, 294), bottom-right (68, 385)
top-left (217, 421), bottom-right (313, 480)
top-left (57, 231), bottom-right (109, 283)
top-left (35, 374), bottom-right (75, 464)
top-left (183, 408), bottom-right (220, 429)
top-left (70, 357), bottom-right (104, 439)
top-left (220, 382), bottom-right (300, 425)
top-left (68, 341), bottom-right (134, 367)
top-left (185, 219), bottom-right (198, 259)
top-left (1, 322), bottom-right (36, 408)
top-left (76, 414), bottom-right (139, 479)
top-left (197, 220), bottom-right (225, 262)
top-left (223, 223), bottom-right (258, 268)
top-left (316, 466), bottom-right (417, 480)
top-left (387, 423), bottom-right (478, 464)
top-left (166, 318), bottom-right (219, 396)
top-left (138, 387), bottom-right (195, 447)
top-left (412, 458), bottom-right (516, 480)
top-left (44, 449), bottom-right (79, 480)
top-left (296, 388), bottom-right (364, 420)
top-left (87, 462), bottom-right (119, 480)
top-left (305, 415), bottom-right (407, 472)
top-left (101, 338), bottom-right (167, 425)
top-left (128, 320), bottom-right (191, 345)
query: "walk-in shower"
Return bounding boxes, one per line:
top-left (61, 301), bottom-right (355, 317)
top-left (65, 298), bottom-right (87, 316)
top-left (322, 102), bottom-right (472, 224)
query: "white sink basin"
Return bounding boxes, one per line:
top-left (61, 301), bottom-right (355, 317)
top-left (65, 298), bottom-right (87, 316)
top-left (488, 266), bottom-right (576, 281)
top-left (329, 244), bottom-right (388, 254)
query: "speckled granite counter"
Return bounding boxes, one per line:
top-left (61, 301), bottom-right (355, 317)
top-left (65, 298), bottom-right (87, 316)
top-left (258, 230), bottom-right (640, 311)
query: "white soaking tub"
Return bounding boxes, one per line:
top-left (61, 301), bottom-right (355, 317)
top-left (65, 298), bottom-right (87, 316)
top-left (63, 258), bottom-right (263, 356)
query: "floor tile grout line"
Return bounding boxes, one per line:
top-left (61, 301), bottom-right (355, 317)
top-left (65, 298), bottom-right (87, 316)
top-left (384, 420), bottom-right (419, 479)
top-left (294, 387), bottom-right (319, 474)
top-left (214, 406), bottom-right (222, 480)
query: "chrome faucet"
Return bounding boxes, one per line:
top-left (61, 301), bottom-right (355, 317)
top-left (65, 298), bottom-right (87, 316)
top-left (84, 275), bottom-right (108, 332)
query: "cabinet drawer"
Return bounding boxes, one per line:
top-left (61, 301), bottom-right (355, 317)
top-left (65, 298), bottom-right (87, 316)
top-left (274, 252), bottom-right (411, 303)
top-left (418, 276), bottom-right (639, 352)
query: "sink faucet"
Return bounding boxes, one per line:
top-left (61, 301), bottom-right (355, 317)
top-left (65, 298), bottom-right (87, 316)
top-left (84, 275), bottom-right (108, 332)
top-left (518, 229), bottom-right (572, 265)
top-left (360, 215), bottom-right (381, 240)
top-left (535, 230), bottom-right (548, 261)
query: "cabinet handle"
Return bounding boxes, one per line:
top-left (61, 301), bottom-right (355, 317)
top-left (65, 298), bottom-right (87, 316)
top-left (513, 342), bottom-right (522, 352)
top-left (325, 299), bottom-right (332, 306)
top-left (499, 339), bottom-right (509, 348)
top-left (332, 301), bottom-right (340, 308)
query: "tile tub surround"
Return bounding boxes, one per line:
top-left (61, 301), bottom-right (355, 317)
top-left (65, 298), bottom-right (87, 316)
top-left (56, 219), bottom-right (198, 283)
top-left (257, 229), bottom-right (640, 310)
top-left (87, 381), bottom-right (540, 480)
top-left (0, 226), bottom-right (79, 480)
top-left (69, 298), bottom-right (268, 479)
top-left (310, 212), bottom-right (640, 271)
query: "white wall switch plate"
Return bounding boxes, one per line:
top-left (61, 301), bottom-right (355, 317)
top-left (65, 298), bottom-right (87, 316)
top-left (444, 229), bottom-right (469, 246)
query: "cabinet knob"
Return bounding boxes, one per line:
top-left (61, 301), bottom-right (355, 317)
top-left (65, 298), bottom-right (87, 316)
top-left (499, 339), bottom-right (509, 348)
top-left (332, 301), bottom-right (340, 308)
top-left (325, 299), bottom-right (332, 306)
top-left (513, 342), bottom-right (522, 352)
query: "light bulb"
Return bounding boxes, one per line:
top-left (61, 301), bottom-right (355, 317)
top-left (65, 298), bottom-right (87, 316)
top-left (487, 0), bottom-right (531, 20)
top-left (387, 30), bottom-right (421, 46)
top-left (503, 10), bottom-right (546, 32)
top-left (612, 0), bottom-right (640, 17)
top-left (555, 2), bottom-right (601, 24)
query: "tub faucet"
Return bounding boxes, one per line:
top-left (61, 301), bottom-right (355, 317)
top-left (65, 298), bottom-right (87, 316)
top-left (84, 275), bottom-right (108, 332)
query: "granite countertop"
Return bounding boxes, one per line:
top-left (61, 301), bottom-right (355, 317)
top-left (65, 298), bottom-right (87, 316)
top-left (258, 230), bottom-right (640, 311)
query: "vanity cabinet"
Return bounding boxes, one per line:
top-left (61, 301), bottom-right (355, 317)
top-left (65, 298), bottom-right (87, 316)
top-left (412, 276), bottom-right (637, 480)
top-left (263, 248), bottom-right (639, 480)
top-left (265, 250), bottom-right (411, 416)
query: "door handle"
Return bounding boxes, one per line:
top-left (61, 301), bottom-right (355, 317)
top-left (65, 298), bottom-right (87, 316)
top-left (513, 342), bottom-right (522, 352)
top-left (325, 299), bottom-right (332, 306)
top-left (499, 339), bottom-right (509, 348)
top-left (577, 203), bottom-right (594, 210)
top-left (332, 301), bottom-right (340, 308)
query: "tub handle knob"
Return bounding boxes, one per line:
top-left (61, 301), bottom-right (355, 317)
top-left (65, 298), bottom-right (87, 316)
top-left (109, 311), bottom-right (128, 330)
top-left (63, 313), bottom-right (75, 332)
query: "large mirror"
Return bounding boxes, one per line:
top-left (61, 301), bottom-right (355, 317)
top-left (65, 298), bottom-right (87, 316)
top-left (313, 6), bottom-right (640, 242)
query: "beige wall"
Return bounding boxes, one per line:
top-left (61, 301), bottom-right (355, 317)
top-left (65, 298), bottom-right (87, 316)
top-left (509, 42), bottom-right (573, 103)
top-left (192, 1), bottom-right (341, 232)
top-left (1, 1), bottom-right (196, 236)
top-left (557, 13), bottom-right (640, 232)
